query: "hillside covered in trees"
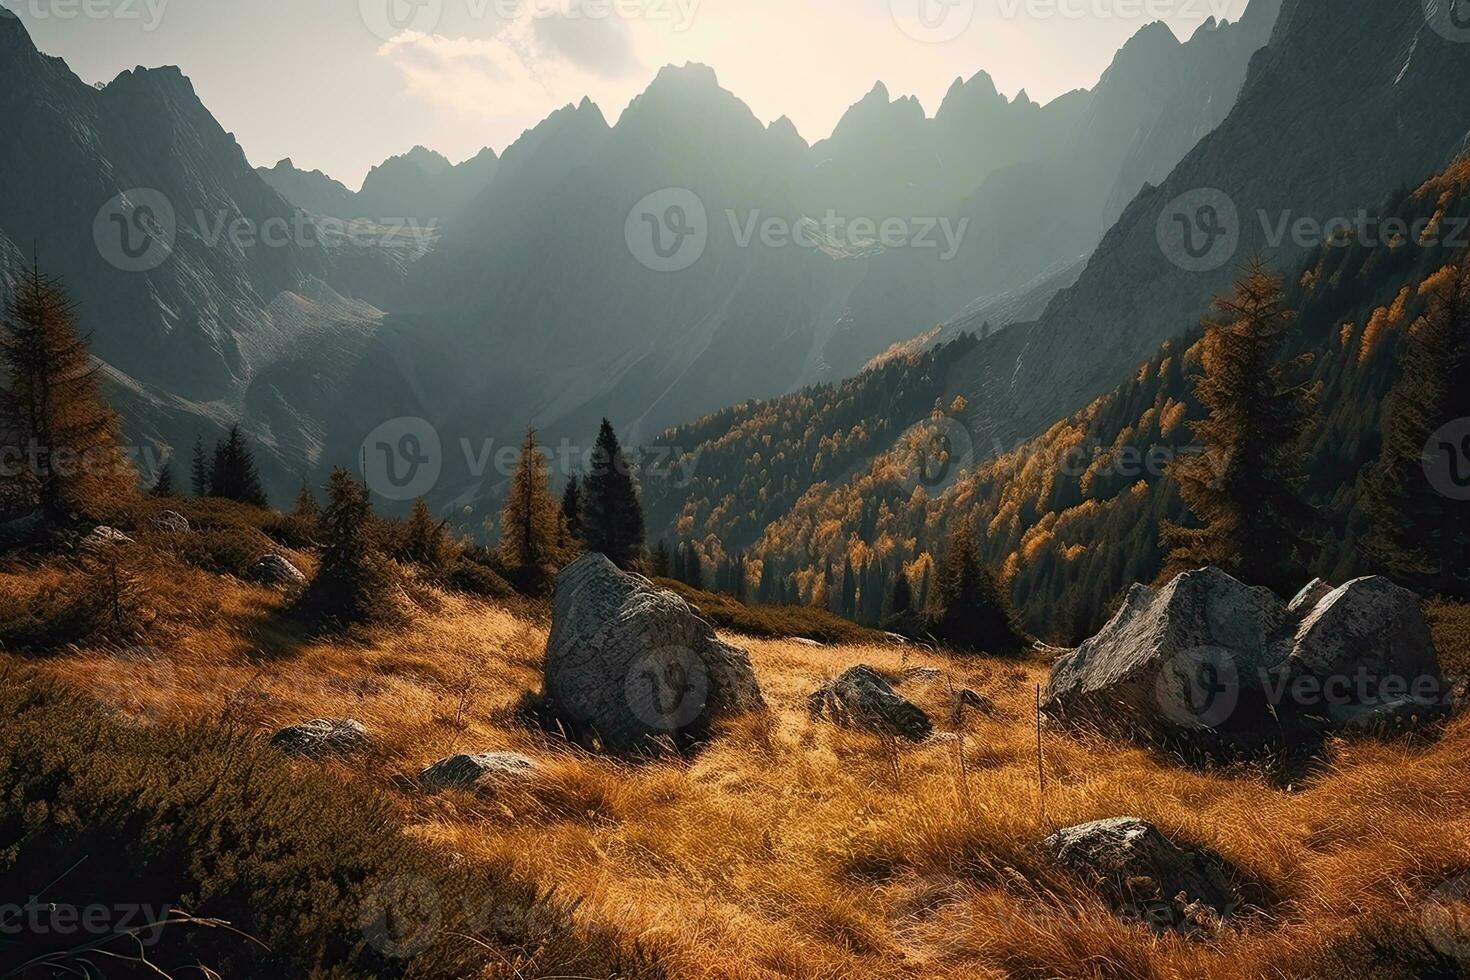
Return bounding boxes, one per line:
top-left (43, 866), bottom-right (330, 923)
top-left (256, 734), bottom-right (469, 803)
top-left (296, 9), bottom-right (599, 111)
top-left (645, 159), bottom-right (1470, 642)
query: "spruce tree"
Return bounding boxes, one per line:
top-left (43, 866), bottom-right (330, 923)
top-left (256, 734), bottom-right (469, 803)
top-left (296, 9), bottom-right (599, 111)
top-left (580, 418), bottom-right (645, 568)
top-left (1363, 262), bottom-right (1470, 598)
top-left (1161, 260), bottom-right (1319, 595)
top-left (561, 475), bottom-right (583, 546)
top-left (190, 435), bottom-right (210, 496)
top-left (926, 522), bottom-right (1021, 653)
top-left (650, 539), bottom-right (672, 578)
top-left (682, 541), bottom-right (703, 590)
top-left (149, 461), bottom-right (176, 498)
top-left (296, 469), bottom-right (398, 629)
top-left (891, 571), bottom-right (913, 615)
top-left (498, 428), bottom-right (560, 588)
top-left (0, 263), bottom-right (135, 521)
top-left (210, 425), bottom-right (268, 507)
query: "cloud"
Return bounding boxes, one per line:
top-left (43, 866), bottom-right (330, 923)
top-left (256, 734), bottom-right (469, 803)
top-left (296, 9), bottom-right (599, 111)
top-left (376, 4), bottom-right (644, 118)
top-left (532, 11), bottom-right (639, 78)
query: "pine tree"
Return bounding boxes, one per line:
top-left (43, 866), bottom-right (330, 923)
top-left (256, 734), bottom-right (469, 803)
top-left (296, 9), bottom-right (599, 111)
top-left (650, 539), bottom-right (672, 578)
top-left (499, 428), bottom-right (561, 588)
top-left (580, 418), bottom-right (646, 568)
top-left (296, 469), bottom-right (398, 629)
top-left (1363, 262), bottom-right (1470, 598)
top-left (209, 425), bottom-right (268, 507)
top-left (0, 263), bottom-right (135, 521)
top-left (926, 522), bottom-right (1021, 653)
top-left (149, 461), bottom-right (176, 498)
top-left (1161, 260), bottom-right (1319, 595)
top-left (190, 435), bottom-right (210, 496)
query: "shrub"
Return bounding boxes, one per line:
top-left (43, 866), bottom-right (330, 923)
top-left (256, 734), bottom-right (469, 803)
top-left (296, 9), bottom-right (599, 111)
top-left (0, 680), bottom-right (656, 979)
top-left (0, 553), bottom-right (153, 652)
top-left (446, 556), bottom-right (514, 599)
top-left (657, 579), bottom-right (885, 645)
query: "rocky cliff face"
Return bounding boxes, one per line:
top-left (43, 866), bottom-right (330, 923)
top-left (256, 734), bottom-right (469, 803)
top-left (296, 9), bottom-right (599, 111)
top-left (994, 0), bottom-right (1470, 447)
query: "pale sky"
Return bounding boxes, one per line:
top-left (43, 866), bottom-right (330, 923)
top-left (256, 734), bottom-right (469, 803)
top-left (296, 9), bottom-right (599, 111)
top-left (9, 0), bottom-right (1252, 187)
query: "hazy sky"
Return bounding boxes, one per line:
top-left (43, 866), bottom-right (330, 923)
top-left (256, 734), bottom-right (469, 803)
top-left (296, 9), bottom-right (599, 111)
top-left (10, 0), bottom-right (1251, 187)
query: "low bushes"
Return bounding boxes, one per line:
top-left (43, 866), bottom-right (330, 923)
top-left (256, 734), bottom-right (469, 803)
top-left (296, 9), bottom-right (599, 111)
top-left (657, 579), bottom-right (886, 645)
top-left (0, 680), bottom-right (657, 979)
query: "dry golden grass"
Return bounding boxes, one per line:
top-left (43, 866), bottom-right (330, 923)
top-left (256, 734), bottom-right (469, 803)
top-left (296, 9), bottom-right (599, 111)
top-left (4, 555), bottom-right (1469, 979)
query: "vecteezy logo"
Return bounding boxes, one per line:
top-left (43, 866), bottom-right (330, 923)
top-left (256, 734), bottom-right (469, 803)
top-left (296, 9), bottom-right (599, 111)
top-left (1425, 0), bottom-right (1470, 42)
top-left (1156, 188), bottom-right (1239, 273)
top-left (93, 188), bottom-right (176, 273)
top-left (890, 0), bottom-right (975, 43)
top-left (359, 0), bottom-right (443, 40)
top-left (360, 417), bottom-right (442, 501)
top-left (1155, 646), bottom-right (1240, 730)
top-left (1423, 418), bottom-right (1470, 501)
top-left (625, 646), bottom-right (710, 733)
top-left (1423, 876), bottom-right (1470, 959)
top-left (896, 415), bottom-right (975, 495)
top-left (360, 876), bottom-right (441, 959)
top-left (88, 646), bottom-right (176, 725)
top-left (625, 188), bottom-right (708, 273)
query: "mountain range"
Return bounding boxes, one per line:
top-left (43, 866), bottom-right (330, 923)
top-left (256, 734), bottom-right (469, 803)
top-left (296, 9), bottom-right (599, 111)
top-left (0, 0), bottom-right (1314, 526)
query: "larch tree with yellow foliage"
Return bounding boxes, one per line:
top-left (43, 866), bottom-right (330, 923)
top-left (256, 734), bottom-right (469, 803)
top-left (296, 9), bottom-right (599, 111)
top-left (0, 263), bottom-right (135, 525)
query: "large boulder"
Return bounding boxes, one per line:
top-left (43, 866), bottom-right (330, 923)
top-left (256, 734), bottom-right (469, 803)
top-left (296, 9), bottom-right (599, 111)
top-left (270, 718), bottom-right (369, 757)
top-left (543, 554), bottom-right (765, 753)
top-left (1045, 568), bottom-right (1447, 756)
top-left (420, 752), bottom-right (538, 793)
top-left (808, 665), bottom-right (933, 741)
top-left (1044, 568), bottom-right (1287, 753)
top-left (1044, 817), bottom-right (1237, 934)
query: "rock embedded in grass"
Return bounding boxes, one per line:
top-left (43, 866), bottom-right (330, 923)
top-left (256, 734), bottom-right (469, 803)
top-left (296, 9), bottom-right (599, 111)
top-left (270, 718), bottom-right (369, 757)
top-left (808, 665), bottom-right (933, 742)
top-left (1044, 816), bottom-right (1236, 935)
top-left (247, 553), bottom-right (306, 587)
top-left (419, 752), bottom-right (538, 793)
top-left (542, 554), bottom-right (766, 753)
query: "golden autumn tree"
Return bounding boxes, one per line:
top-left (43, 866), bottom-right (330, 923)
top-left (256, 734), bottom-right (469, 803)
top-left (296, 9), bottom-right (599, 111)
top-left (0, 263), bottom-right (135, 522)
top-left (499, 427), bottom-right (562, 589)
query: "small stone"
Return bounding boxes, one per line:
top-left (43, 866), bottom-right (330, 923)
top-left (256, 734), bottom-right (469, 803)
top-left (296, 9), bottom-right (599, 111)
top-left (270, 718), bottom-right (369, 757)
top-left (420, 752), bottom-right (538, 793)
top-left (248, 554), bottom-right (306, 587)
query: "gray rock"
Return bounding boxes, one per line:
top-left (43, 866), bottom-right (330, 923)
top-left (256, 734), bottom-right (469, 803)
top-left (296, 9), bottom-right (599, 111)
top-left (270, 718), bottom-right (369, 757)
top-left (152, 510), bottom-right (190, 533)
top-left (1043, 569), bottom-right (1287, 752)
top-left (808, 665), bottom-right (933, 742)
top-left (1286, 578), bottom-right (1332, 617)
top-left (81, 525), bottom-right (134, 550)
top-left (543, 554), bottom-right (765, 753)
top-left (247, 553), bottom-right (305, 587)
top-left (1044, 568), bottom-right (1447, 755)
top-left (420, 752), bottom-right (537, 792)
top-left (1285, 576), bottom-right (1442, 697)
top-left (1044, 817), bottom-right (1236, 934)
